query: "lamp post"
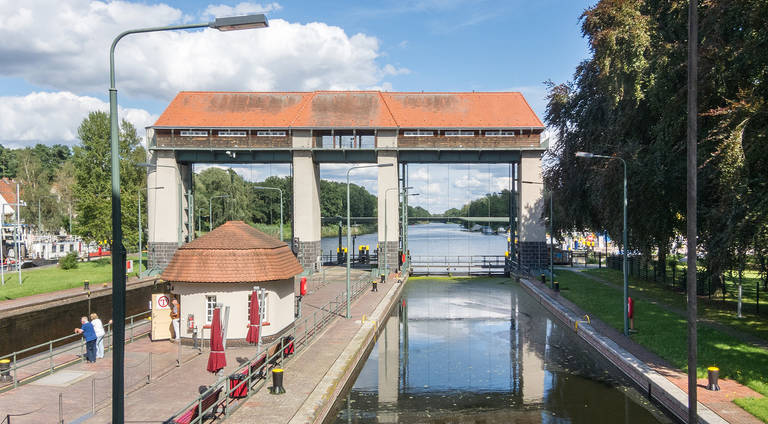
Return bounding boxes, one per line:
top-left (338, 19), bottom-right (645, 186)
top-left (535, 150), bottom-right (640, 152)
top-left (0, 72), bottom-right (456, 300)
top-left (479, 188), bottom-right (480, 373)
top-left (575, 151), bottom-right (629, 336)
top-left (209, 195), bottom-right (230, 231)
top-left (253, 186), bottom-right (283, 241)
top-left (138, 186), bottom-right (164, 276)
top-left (346, 163), bottom-right (393, 318)
top-left (109, 14), bottom-right (268, 423)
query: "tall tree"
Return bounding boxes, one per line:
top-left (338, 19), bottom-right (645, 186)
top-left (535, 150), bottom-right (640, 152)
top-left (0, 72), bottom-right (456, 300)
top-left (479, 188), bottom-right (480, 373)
top-left (72, 111), bottom-right (146, 248)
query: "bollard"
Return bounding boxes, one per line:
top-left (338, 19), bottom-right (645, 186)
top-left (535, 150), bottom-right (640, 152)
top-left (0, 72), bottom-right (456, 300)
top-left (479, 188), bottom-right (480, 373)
top-left (540, 274), bottom-right (546, 284)
top-left (270, 368), bottom-right (286, 394)
top-left (553, 281), bottom-right (560, 292)
top-left (707, 367), bottom-right (720, 391)
top-left (0, 358), bottom-right (12, 383)
top-left (83, 280), bottom-right (90, 291)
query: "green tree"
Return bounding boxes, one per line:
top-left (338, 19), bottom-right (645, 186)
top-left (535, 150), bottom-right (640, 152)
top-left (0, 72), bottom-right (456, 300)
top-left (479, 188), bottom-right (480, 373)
top-left (72, 111), bottom-right (146, 249)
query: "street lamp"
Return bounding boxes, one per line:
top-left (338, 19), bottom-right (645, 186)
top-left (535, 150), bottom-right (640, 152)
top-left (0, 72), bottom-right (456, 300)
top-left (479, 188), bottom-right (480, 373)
top-left (253, 186), bottom-right (284, 241)
top-left (346, 163), bottom-right (393, 318)
top-left (209, 195), bottom-right (230, 231)
top-left (109, 14), bottom-right (268, 423)
top-left (575, 151), bottom-right (629, 336)
top-left (138, 186), bottom-right (164, 276)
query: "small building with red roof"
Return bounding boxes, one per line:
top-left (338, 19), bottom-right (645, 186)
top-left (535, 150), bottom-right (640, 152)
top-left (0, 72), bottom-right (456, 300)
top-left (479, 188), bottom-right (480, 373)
top-left (160, 221), bottom-right (303, 342)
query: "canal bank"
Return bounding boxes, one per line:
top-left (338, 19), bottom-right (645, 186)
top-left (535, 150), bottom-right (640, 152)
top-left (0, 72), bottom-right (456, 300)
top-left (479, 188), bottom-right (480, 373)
top-left (227, 270), bottom-right (408, 424)
top-left (0, 276), bottom-right (160, 358)
top-left (519, 277), bottom-right (729, 424)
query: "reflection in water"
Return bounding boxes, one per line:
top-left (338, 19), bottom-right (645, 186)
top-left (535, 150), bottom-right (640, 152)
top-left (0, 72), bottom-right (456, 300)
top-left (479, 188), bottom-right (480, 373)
top-left (333, 278), bottom-right (672, 423)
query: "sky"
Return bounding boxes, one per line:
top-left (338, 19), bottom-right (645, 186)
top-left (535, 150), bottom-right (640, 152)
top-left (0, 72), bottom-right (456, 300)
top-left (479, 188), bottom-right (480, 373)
top-left (0, 0), bottom-right (595, 213)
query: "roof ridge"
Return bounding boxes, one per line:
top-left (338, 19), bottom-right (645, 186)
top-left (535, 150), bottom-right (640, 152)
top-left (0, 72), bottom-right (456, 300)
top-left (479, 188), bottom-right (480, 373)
top-left (378, 91), bottom-right (399, 127)
top-left (289, 91), bottom-right (316, 127)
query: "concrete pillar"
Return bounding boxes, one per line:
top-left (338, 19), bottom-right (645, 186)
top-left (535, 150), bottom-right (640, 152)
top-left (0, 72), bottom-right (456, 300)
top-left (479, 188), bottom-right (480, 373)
top-left (377, 150), bottom-right (399, 273)
top-left (292, 149), bottom-right (321, 271)
top-left (147, 150), bottom-right (183, 272)
top-left (518, 150), bottom-right (547, 270)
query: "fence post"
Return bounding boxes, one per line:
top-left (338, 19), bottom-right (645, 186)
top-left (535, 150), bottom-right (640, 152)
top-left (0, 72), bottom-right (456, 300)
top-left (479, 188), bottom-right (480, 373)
top-left (92, 378), bottom-right (95, 416)
top-left (130, 316), bottom-right (134, 342)
top-left (757, 282), bottom-right (760, 314)
top-left (49, 341), bottom-right (54, 375)
top-left (148, 352), bottom-right (153, 383)
top-left (58, 393), bottom-right (63, 424)
top-left (12, 353), bottom-right (17, 388)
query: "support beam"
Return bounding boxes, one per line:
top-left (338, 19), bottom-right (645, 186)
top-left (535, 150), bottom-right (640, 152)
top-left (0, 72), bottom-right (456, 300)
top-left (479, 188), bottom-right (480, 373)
top-left (518, 151), bottom-right (547, 270)
top-left (147, 150), bottom-right (184, 272)
top-left (377, 151), bottom-right (399, 274)
top-left (292, 150), bottom-right (321, 270)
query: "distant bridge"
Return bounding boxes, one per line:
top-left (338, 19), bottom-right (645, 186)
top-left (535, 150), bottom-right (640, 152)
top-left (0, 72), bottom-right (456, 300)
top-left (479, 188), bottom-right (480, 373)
top-left (321, 216), bottom-right (511, 224)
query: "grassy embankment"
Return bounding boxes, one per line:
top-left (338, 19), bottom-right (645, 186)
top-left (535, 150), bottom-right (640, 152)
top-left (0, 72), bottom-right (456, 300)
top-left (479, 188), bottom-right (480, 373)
top-left (0, 256), bottom-right (143, 301)
top-left (556, 270), bottom-right (768, 421)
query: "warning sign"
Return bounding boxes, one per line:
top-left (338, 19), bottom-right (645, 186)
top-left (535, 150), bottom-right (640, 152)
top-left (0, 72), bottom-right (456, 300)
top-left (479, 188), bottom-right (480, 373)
top-left (157, 295), bottom-right (170, 309)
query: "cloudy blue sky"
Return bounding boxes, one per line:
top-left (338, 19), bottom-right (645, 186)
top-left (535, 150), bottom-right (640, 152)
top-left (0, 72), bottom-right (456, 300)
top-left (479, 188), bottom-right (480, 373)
top-left (0, 0), bottom-right (594, 213)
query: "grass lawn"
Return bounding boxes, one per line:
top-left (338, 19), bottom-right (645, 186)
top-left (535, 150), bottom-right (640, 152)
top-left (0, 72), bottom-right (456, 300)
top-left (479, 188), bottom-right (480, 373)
top-left (556, 270), bottom-right (768, 422)
top-left (0, 256), bottom-right (142, 301)
top-left (585, 268), bottom-right (768, 343)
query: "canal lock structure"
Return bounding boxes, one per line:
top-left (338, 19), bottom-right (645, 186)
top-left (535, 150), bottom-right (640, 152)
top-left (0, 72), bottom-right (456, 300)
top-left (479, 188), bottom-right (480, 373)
top-left (331, 277), bottom-right (675, 423)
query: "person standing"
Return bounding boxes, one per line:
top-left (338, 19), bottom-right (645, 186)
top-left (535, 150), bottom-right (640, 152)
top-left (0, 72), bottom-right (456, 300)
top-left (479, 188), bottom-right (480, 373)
top-left (90, 313), bottom-right (112, 359)
top-left (170, 298), bottom-right (181, 341)
top-left (74, 316), bottom-right (97, 363)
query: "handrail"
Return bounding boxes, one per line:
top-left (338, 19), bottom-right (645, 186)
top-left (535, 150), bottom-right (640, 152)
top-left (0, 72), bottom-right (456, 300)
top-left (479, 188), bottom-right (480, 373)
top-left (168, 273), bottom-right (373, 423)
top-left (0, 310), bottom-right (151, 390)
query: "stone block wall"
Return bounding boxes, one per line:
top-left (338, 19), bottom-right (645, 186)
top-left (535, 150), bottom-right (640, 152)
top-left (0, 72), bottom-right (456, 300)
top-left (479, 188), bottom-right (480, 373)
top-left (148, 241), bottom-right (179, 272)
top-left (295, 239), bottom-right (321, 272)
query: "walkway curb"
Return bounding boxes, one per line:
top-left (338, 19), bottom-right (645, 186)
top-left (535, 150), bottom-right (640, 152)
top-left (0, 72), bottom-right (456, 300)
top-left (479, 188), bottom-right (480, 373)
top-left (520, 278), bottom-right (727, 424)
top-left (290, 276), bottom-right (407, 424)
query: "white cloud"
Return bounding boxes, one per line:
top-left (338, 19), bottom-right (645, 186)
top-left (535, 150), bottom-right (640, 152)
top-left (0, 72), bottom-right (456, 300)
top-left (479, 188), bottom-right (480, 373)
top-left (202, 2), bottom-right (281, 19)
top-left (0, 1), bottom-right (406, 100)
top-left (0, 91), bottom-right (156, 147)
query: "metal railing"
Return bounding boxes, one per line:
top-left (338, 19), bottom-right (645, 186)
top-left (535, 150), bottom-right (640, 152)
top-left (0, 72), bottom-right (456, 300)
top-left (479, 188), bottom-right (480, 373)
top-left (166, 273), bottom-right (374, 424)
top-left (411, 255), bottom-right (507, 276)
top-left (0, 310), bottom-right (151, 390)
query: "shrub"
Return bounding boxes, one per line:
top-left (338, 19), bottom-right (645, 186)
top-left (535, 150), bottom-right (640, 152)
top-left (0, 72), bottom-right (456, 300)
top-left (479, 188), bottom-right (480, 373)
top-left (59, 252), bottom-right (79, 270)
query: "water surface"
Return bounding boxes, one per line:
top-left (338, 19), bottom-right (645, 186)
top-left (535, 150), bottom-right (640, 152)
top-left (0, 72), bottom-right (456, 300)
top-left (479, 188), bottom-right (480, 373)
top-left (332, 278), bottom-right (673, 423)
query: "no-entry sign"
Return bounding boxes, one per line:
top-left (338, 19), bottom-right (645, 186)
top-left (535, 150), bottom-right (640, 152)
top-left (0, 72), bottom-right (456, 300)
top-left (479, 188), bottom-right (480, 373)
top-left (157, 295), bottom-right (170, 309)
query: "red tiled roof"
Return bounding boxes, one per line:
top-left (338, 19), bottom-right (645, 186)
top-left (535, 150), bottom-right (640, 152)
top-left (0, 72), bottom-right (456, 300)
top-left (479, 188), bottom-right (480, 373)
top-left (160, 221), bottom-right (303, 283)
top-left (0, 178), bottom-right (21, 213)
top-left (152, 91), bottom-right (544, 129)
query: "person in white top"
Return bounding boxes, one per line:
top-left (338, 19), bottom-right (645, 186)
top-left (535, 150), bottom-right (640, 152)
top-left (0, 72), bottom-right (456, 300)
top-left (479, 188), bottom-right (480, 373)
top-left (89, 313), bottom-right (112, 359)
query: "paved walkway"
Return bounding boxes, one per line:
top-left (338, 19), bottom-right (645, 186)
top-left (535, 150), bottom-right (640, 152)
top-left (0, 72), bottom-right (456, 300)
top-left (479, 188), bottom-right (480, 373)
top-left (543, 274), bottom-right (764, 424)
top-left (227, 271), bottom-right (402, 423)
top-left (0, 266), bottom-right (377, 423)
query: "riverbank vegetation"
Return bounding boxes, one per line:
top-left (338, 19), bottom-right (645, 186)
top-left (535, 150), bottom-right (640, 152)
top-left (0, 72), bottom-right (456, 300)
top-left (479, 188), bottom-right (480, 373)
top-left (543, 0), bottom-right (768, 304)
top-left (556, 270), bottom-right (768, 421)
top-left (0, 255), bottom-right (142, 300)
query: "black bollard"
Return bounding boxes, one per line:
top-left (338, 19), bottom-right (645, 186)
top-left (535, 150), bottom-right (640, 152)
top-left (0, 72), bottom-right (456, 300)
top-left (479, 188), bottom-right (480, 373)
top-left (270, 368), bottom-right (286, 394)
top-left (540, 274), bottom-right (546, 284)
top-left (707, 367), bottom-right (720, 391)
top-left (553, 281), bottom-right (560, 292)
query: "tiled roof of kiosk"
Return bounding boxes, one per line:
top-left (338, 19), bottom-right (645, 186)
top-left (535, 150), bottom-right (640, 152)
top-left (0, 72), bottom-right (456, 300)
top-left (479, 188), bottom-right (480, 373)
top-left (153, 91), bottom-right (544, 128)
top-left (160, 221), bottom-right (303, 283)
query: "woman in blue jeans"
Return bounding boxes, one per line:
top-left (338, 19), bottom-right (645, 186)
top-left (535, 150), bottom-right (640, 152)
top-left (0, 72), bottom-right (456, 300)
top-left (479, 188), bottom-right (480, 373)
top-left (74, 316), bottom-right (97, 363)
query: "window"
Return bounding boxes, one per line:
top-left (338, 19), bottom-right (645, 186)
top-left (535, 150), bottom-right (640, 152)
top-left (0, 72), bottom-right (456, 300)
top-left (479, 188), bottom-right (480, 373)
top-left (248, 291), bottom-right (267, 322)
top-left (485, 130), bottom-right (516, 137)
top-left (206, 295), bottom-right (217, 323)
top-left (445, 130), bottom-right (474, 137)
top-left (403, 130), bottom-right (434, 137)
top-left (257, 130), bottom-right (286, 137)
top-left (180, 130), bottom-right (208, 137)
top-left (217, 130), bottom-right (246, 137)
